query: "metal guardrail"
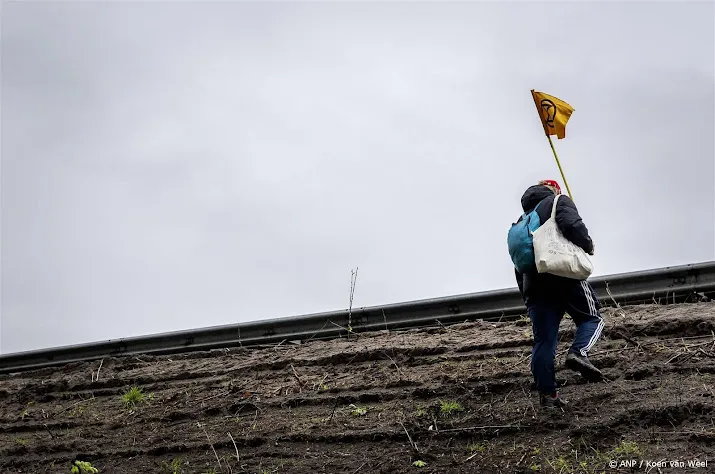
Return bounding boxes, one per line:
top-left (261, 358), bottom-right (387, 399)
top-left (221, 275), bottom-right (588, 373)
top-left (1, 261), bottom-right (714, 374)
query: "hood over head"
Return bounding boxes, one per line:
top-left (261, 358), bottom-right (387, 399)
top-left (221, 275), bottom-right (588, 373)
top-left (520, 184), bottom-right (556, 213)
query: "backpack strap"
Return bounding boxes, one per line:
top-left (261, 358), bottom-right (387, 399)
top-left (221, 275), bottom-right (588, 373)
top-left (520, 199), bottom-right (544, 221)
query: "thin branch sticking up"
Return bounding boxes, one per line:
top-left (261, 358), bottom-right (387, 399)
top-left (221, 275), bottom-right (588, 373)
top-left (399, 421), bottom-right (419, 453)
top-left (227, 431), bottom-right (240, 463)
top-left (604, 282), bottom-right (620, 308)
top-left (383, 351), bottom-right (404, 378)
top-left (92, 359), bottom-right (104, 383)
top-left (290, 364), bottom-right (305, 392)
top-left (198, 422), bottom-right (222, 471)
top-left (348, 267), bottom-right (358, 334)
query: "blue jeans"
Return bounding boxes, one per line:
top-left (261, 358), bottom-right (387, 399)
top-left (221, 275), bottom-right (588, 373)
top-left (528, 281), bottom-right (604, 394)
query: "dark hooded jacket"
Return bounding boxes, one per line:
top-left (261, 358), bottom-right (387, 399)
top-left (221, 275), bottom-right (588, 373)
top-left (514, 184), bottom-right (594, 304)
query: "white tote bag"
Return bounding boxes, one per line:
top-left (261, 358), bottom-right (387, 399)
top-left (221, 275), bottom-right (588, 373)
top-left (532, 194), bottom-right (594, 280)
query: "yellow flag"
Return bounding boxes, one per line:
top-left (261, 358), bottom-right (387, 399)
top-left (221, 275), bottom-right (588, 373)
top-left (531, 90), bottom-right (574, 139)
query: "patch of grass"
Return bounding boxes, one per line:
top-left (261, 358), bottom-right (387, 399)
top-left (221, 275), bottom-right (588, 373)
top-left (69, 404), bottom-right (88, 418)
top-left (440, 400), bottom-right (464, 416)
top-left (349, 404), bottom-right (367, 416)
top-left (416, 405), bottom-right (427, 417)
top-left (162, 458), bottom-right (182, 474)
top-left (529, 464), bottom-right (541, 471)
top-left (653, 342), bottom-right (668, 353)
top-left (546, 456), bottom-right (573, 473)
top-left (71, 461), bottom-right (99, 473)
top-left (14, 437), bottom-right (29, 446)
top-left (121, 386), bottom-right (152, 409)
top-left (20, 401), bottom-right (34, 420)
top-left (583, 447), bottom-right (609, 465)
top-left (467, 441), bottom-right (488, 454)
top-left (613, 440), bottom-right (642, 457)
top-left (537, 442), bottom-right (616, 474)
top-left (412, 460), bottom-right (427, 467)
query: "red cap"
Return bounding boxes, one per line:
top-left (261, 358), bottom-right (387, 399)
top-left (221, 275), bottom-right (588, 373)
top-left (539, 179), bottom-right (561, 194)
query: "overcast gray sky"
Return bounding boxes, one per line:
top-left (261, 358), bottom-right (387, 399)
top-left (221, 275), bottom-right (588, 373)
top-left (2, 1), bottom-right (713, 354)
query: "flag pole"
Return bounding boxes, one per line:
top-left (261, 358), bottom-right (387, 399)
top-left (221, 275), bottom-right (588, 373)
top-left (546, 134), bottom-right (573, 200)
top-left (530, 89), bottom-right (574, 201)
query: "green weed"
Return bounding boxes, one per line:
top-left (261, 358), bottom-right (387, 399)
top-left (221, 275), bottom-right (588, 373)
top-left (546, 456), bottom-right (572, 473)
top-left (161, 458), bottom-right (183, 474)
top-left (613, 440), bottom-right (642, 457)
top-left (440, 400), bottom-right (464, 416)
top-left (69, 404), bottom-right (88, 418)
top-left (20, 401), bottom-right (35, 420)
top-left (71, 461), bottom-right (99, 473)
top-left (467, 442), bottom-right (488, 454)
top-left (121, 386), bottom-right (151, 409)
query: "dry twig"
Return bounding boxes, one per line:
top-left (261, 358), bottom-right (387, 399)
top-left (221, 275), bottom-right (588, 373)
top-left (197, 390), bottom-right (231, 404)
top-left (439, 424), bottom-right (519, 433)
top-left (290, 364), bottom-right (305, 392)
top-left (399, 421), bottom-right (419, 453)
top-left (348, 267), bottom-right (358, 335)
top-left (522, 386), bottom-right (537, 419)
top-left (383, 351), bottom-right (404, 378)
top-left (198, 422), bottom-right (222, 471)
top-left (227, 431), bottom-right (240, 463)
top-left (465, 451), bottom-right (480, 462)
top-left (92, 359), bottom-right (104, 383)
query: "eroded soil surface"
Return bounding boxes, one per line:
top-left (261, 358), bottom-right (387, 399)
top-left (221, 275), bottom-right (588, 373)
top-left (1, 302), bottom-right (715, 474)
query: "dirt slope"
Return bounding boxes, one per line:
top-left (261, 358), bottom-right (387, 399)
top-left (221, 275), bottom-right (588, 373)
top-left (1, 302), bottom-right (714, 474)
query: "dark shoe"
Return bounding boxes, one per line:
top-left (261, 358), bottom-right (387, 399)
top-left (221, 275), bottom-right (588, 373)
top-left (540, 391), bottom-right (567, 408)
top-left (565, 352), bottom-right (603, 382)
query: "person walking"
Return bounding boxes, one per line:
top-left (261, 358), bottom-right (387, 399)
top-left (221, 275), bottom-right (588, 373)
top-left (511, 180), bottom-right (604, 408)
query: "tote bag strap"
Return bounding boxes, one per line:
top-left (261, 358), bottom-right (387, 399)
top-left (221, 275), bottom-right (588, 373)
top-left (550, 194), bottom-right (561, 219)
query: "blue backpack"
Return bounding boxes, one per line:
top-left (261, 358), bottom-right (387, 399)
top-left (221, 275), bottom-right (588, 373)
top-left (507, 201), bottom-right (544, 273)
